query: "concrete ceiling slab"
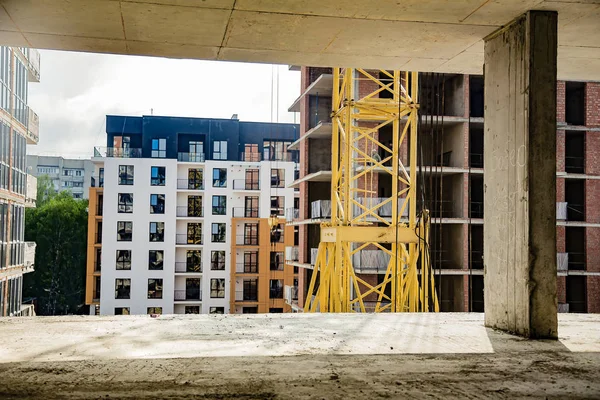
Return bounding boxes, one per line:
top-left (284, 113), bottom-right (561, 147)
top-left (0, 0), bottom-right (598, 80)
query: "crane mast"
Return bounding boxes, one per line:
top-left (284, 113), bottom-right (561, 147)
top-left (304, 69), bottom-right (439, 313)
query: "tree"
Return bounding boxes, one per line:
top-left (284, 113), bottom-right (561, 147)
top-left (24, 190), bottom-right (88, 315)
top-left (36, 174), bottom-right (56, 207)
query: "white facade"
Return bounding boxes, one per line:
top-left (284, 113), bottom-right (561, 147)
top-left (95, 156), bottom-right (296, 315)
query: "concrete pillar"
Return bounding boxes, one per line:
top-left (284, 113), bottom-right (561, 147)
top-left (483, 11), bottom-right (558, 339)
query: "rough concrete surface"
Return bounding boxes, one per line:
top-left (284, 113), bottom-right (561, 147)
top-left (0, 313), bottom-right (599, 399)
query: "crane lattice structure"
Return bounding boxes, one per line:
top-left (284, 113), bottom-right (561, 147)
top-left (304, 69), bottom-right (439, 313)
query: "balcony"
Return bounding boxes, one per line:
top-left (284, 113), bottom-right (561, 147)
top-left (235, 263), bottom-right (258, 274)
top-left (232, 207), bottom-right (259, 218)
top-left (26, 107), bottom-right (39, 144)
top-left (178, 152), bottom-right (205, 162)
top-left (240, 152), bottom-right (262, 162)
top-left (175, 262), bottom-right (202, 273)
top-left (24, 242), bottom-right (36, 271)
top-left (176, 234), bottom-right (203, 245)
top-left (285, 208), bottom-right (299, 222)
top-left (177, 206), bottom-right (203, 218)
top-left (177, 179), bottom-right (204, 190)
top-left (233, 179), bottom-right (260, 190)
top-left (311, 200), bottom-right (331, 219)
top-left (25, 174), bottom-right (37, 207)
top-left (25, 48), bottom-right (41, 82)
top-left (235, 235), bottom-right (259, 246)
top-left (174, 289), bottom-right (202, 301)
top-left (235, 290), bottom-right (258, 302)
top-left (91, 176), bottom-right (104, 188)
top-left (285, 246), bottom-right (299, 262)
top-left (93, 147), bottom-right (142, 158)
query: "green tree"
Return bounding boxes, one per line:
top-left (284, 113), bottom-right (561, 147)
top-left (36, 174), bottom-right (56, 207)
top-left (24, 190), bottom-right (88, 315)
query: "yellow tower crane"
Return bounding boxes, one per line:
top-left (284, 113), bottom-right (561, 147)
top-left (304, 69), bottom-right (439, 313)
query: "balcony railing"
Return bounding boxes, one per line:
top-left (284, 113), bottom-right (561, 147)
top-left (233, 179), bottom-right (260, 190)
top-left (232, 207), bottom-right (259, 218)
top-left (235, 235), bottom-right (259, 246)
top-left (93, 146), bottom-right (143, 158)
top-left (235, 290), bottom-right (258, 302)
top-left (91, 176), bottom-right (104, 188)
top-left (263, 151), bottom-right (298, 162)
top-left (175, 262), bottom-right (202, 273)
top-left (285, 246), bottom-right (299, 262)
top-left (178, 152), bottom-right (205, 162)
top-left (174, 289), bottom-right (202, 301)
top-left (177, 206), bottom-right (203, 217)
top-left (176, 234), bottom-right (203, 245)
top-left (311, 200), bottom-right (331, 219)
top-left (240, 152), bottom-right (262, 162)
top-left (285, 208), bottom-right (299, 222)
top-left (177, 179), bottom-right (204, 190)
top-left (235, 263), bottom-right (259, 273)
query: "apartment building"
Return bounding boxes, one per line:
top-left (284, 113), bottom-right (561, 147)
top-left (0, 46), bottom-right (40, 317)
top-left (287, 67), bottom-right (600, 314)
top-left (27, 155), bottom-right (94, 199)
top-left (85, 114), bottom-right (299, 315)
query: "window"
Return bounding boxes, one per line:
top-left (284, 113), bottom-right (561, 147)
top-left (244, 196), bottom-right (259, 218)
top-left (270, 223), bottom-right (284, 243)
top-left (188, 169), bottom-right (203, 189)
top-left (186, 250), bottom-right (202, 272)
top-left (243, 279), bottom-right (258, 301)
top-left (186, 278), bottom-right (201, 300)
top-left (118, 165), bottom-right (134, 185)
top-left (210, 278), bottom-right (225, 298)
top-left (117, 221), bottom-right (132, 241)
top-left (147, 278), bottom-right (163, 299)
top-left (147, 307), bottom-right (162, 315)
top-left (209, 307), bottom-right (224, 314)
top-left (149, 250), bottom-right (164, 270)
top-left (212, 195), bottom-right (226, 215)
top-left (150, 194), bottom-right (165, 214)
top-left (187, 195), bottom-right (202, 217)
top-left (213, 140), bottom-right (227, 160)
top-left (149, 222), bottom-right (164, 242)
top-left (212, 168), bottom-right (227, 187)
top-left (242, 143), bottom-right (259, 161)
top-left (115, 307), bottom-right (130, 315)
top-left (244, 223), bottom-right (259, 245)
top-left (211, 223), bottom-right (226, 243)
top-left (270, 279), bottom-right (283, 299)
top-left (118, 193), bottom-right (133, 213)
top-left (211, 250), bottom-right (225, 270)
top-left (270, 196), bottom-right (284, 216)
top-left (187, 223), bottom-right (202, 244)
top-left (150, 166), bottom-right (166, 186)
top-left (185, 306), bottom-right (200, 314)
top-left (245, 169), bottom-right (259, 190)
top-left (271, 169), bottom-right (284, 188)
top-left (115, 278), bottom-right (131, 299)
top-left (116, 250), bottom-right (131, 270)
top-left (244, 251), bottom-right (258, 273)
top-left (264, 140), bottom-right (294, 161)
top-left (151, 138), bottom-right (166, 158)
top-left (270, 251), bottom-right (283, 271)
top-left (188, 141), bottom-right (204, 162)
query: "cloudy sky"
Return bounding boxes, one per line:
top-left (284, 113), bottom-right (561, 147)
top-left (27, 50), bottom-right (300, 158)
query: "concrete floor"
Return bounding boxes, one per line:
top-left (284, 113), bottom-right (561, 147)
top-left (0, 313), bottom-right (599, 399)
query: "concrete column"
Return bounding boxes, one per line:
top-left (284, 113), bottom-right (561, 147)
top-left (483, 11), bottom-right (558, 339)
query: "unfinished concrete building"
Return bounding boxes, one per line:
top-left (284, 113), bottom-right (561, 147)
top-left (286, 67), bottom-right (600, 314)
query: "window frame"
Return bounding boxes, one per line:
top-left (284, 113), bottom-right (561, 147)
top-left (150, 193), bottom-right (165, 214)
top-left (149, 250), bottom-right (164, 270)
top-left (115, 278), bottom-right (131, 299)
top-left (149, 221), bottom-right (165, 242)
top-left (271, 168), bottom-right (285, 188)
top-left (147, 278), bottom-right (163, 299)
top-left (116, 249), bottom-right (131, 270)
top-left (213, 140), bottom-right (228, 160)
top-left (211, 222), bottom-right (226, 243)
top-left (117, 221), bottom-right (132, 242)
top-left (151, 138), bottom-right (167, 158)
top-left (212, 195), bottom-right (226, 215)
top-left (210, 278), bottom-right (225, 298)
top-left (118, 165), bottom-right (134, 185)
top-left (211, 250), bottom-right (226, 270)
top-left (150, 166), bottom-right (166, 186)
top-left (212, 168), bottom-right (227, 188)
top-left (117, 193), bottom-right (133, 214)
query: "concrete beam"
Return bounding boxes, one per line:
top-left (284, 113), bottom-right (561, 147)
top-left (483, 11), bottom-right (558, 339)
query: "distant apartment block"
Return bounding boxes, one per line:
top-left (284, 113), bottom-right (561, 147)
top-left (288, 67), bottom-right (600, 314)
top-left (27, 155), bottom-right (94, 199)
top-left (0, 46), bottom-right (40, 316)
top-left (86, 114), bottom-right (299, 315)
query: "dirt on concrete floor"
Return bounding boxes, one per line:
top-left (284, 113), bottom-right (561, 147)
top-left (1, 350), bottom-right (599, 399)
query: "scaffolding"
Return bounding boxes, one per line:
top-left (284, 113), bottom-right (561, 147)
top-left (304, 69), bottom-right (439, 313)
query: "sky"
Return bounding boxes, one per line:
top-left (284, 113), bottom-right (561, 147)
top-left (27, 50), bottom-right (300, 158)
